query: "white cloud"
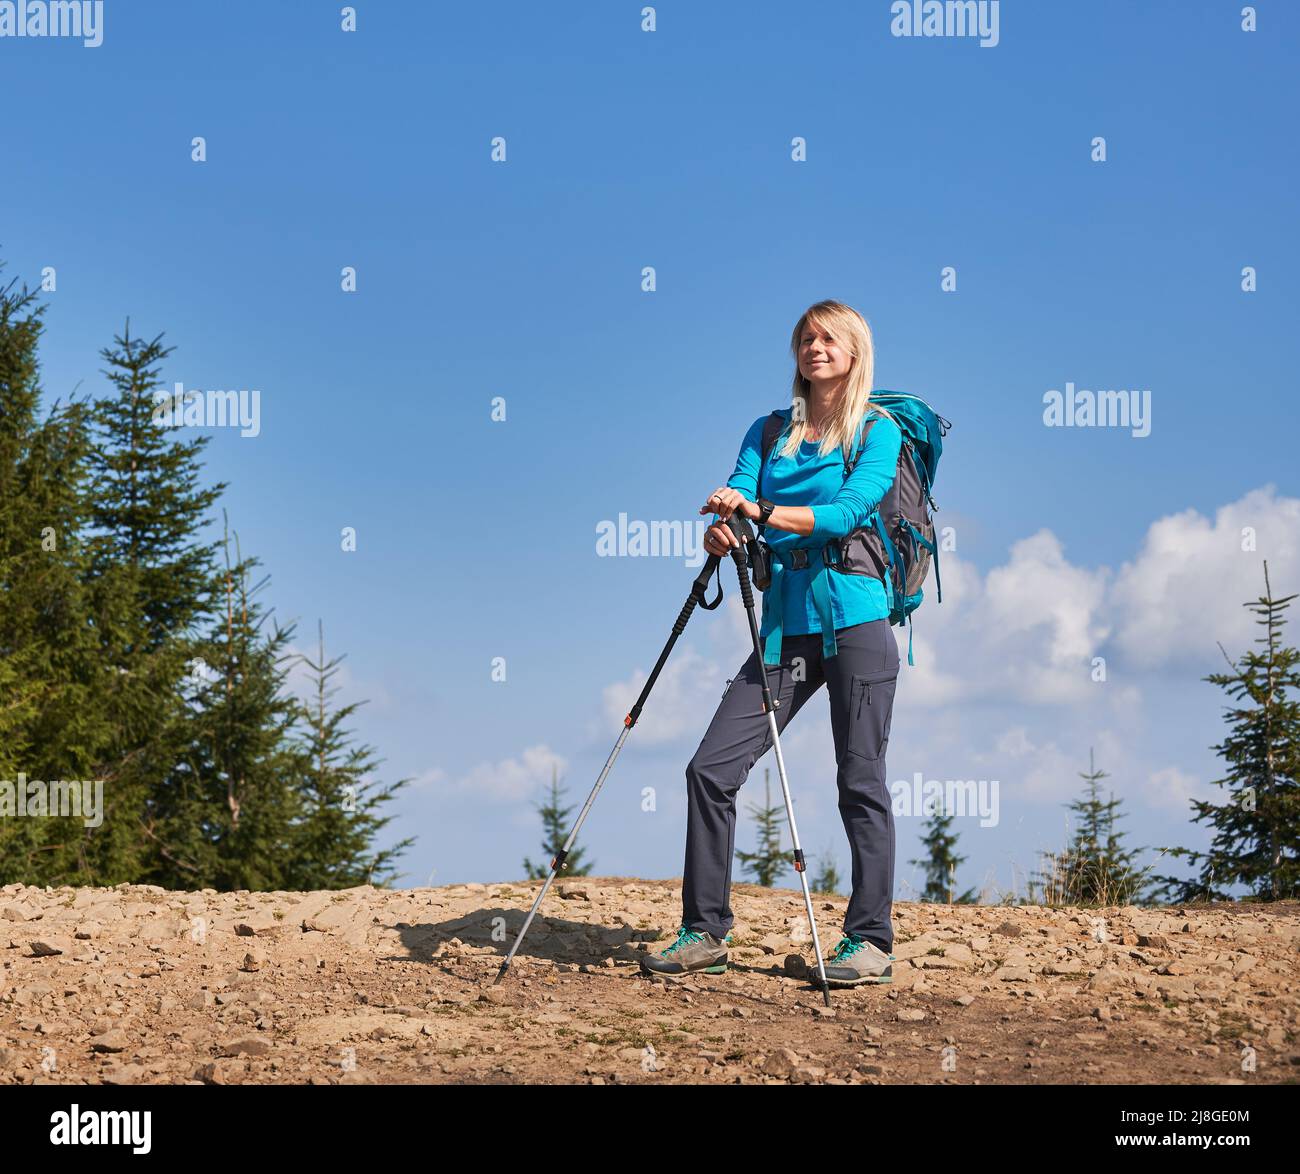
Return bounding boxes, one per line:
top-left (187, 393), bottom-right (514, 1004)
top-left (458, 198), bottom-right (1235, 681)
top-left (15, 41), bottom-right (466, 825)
top-left (1111, 485), bottom-right (1300, 670)
top-left (899, 531), bottom-right (1110, 708)
top-left (423, 744), bottom-right (568, 804)
top-left (996, 726), bottom-right (1035, 759)
top-left (966, 723), bottom-right (1129, 806)
top-left (986, 530), bottom-right (1111, 674)
top-left (602, 643), bottom-right (731, 746)
top-left (892, 487), bottom-right (1300, 707)
top-left (1146, 765), bottom-right (1212, 815)
top-left (408, 766), bottom-right (448, 791)
top-left (956, 720), bottom-right (1214, 817)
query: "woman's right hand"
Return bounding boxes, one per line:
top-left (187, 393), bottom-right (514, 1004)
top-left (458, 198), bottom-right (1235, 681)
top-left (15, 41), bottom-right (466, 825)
top-left (703, 521), bottom-right (741, 556)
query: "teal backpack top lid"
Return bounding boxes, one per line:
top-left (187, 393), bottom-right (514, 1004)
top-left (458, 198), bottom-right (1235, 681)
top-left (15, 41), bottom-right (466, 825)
top-left (869, 391), bottom-right (948, 492)
top-left (758, 390), bottom-right (952, 666)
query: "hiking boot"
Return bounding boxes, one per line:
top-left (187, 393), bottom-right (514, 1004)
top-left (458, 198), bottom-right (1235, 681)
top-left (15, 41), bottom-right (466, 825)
top-left (639, 926), bottom-right (728, 976)
top-left (818, 934), bottom-right (894, 986)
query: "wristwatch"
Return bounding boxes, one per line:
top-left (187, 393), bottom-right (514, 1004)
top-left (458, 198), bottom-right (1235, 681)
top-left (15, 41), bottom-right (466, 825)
top-left (756, 498), bottom-right (776, 527)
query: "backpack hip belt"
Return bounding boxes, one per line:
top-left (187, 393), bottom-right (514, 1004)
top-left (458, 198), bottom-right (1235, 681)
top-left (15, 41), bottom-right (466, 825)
top-left (760, 541), bottom-right (845, 666)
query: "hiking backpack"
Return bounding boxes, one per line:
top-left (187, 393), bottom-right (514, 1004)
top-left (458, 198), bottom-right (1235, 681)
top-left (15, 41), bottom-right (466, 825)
top-left (757, 391), bottom-right (952, 665)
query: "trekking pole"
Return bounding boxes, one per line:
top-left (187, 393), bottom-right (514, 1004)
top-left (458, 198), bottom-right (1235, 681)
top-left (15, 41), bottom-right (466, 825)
top-left (492, 541), bottom-right (728, 986)
top-left (723, 512), bottom-right (832, 1006)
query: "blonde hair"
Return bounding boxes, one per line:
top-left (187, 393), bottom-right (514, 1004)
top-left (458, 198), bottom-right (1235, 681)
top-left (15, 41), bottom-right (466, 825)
top-left (776, 300), bottom-right (898, 462)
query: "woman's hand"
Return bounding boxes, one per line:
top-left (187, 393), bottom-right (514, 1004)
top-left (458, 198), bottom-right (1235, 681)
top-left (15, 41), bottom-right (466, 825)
top-left (699, 488), bottom-right (758, 556)
top-left (702, 521), bottom-right (740, 555)
top-left (700, 487), bottom-right (757, 522)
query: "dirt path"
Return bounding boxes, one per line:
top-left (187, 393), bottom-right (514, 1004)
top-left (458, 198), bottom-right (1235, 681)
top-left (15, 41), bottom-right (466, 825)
top-left (2, 878), bottom-right (1296, 1084)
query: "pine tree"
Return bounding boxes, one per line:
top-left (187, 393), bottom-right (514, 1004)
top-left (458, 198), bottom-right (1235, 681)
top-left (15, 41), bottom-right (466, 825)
top-left (1154, 563), bottom-right (1300, 903)
top-left (735, 768), bottom-right (789, 886)
top-left (1036, 749), bottom-right (1149, 906)
top-left (80, 324), bottom-right (228, 882)
top-left (87, 325), bottom-right (225, 643)
top-left (523, 765), bottom-right (591, 879)
top-left (0, 650), bottom-right (38, 778)
top-left (282, 621), bottom-right (413, 889)
top-left (0, 268), bottom-right (108, 884)
top-left (909, 809), bottom-right (978, 903)
top-left (143, 520), bottom-right (302, 889)
top-left (1, 260), bottom-right (411, 892)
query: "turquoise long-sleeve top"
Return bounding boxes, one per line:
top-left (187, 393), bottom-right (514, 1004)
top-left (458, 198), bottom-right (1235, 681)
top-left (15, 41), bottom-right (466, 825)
top-left (714, 406), bottom-right (902, 665)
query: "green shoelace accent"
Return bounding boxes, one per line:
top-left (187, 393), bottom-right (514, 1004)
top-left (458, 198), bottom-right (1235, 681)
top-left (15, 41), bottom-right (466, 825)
top-left (828, 935), bottom-right (866, 963)
top-left (664, 926), bottom-right (705, 955)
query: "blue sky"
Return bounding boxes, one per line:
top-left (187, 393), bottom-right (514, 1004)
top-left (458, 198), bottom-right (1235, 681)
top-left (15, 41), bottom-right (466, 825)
top-left (4, 0), bottom-right (1297, 899)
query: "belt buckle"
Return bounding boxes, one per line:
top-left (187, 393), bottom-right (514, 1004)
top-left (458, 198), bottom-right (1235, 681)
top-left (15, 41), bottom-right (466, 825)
top-left (790, 548), bottom-right (809, 570)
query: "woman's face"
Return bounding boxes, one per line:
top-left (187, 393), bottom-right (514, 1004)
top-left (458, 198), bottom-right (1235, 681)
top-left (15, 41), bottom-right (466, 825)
top-left (798, 321), bottom-right (852, 386)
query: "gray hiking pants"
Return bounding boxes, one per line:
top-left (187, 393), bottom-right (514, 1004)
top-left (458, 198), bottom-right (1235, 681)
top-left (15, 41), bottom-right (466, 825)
top-left (682, 618), bottom-right (899, 953)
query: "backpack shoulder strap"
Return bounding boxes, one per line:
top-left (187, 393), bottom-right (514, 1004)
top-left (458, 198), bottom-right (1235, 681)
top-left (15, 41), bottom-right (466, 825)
top-left (760, 410), bottom-right (787, 463)
top-left (758, 410), bottom-right (789, 500)
top-left (844, 410), bottom-right (881, 477)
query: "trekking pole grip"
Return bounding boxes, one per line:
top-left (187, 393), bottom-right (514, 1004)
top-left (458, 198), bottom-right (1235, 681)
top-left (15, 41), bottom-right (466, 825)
top-left (725, 513), bottom-right (756, 609)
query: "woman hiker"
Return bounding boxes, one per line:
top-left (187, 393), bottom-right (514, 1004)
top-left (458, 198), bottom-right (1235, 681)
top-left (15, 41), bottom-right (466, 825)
top-left (640, 300), bottom-right (903, 988)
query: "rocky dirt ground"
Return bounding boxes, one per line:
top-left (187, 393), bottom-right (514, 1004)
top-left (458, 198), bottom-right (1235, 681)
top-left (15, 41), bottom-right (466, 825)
top-left (1, 877), bottom-right (1296, 1085)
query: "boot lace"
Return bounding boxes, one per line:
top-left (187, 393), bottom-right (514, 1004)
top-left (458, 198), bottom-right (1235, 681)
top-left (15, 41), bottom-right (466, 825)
top-left (828, 935), bottom-right (866, 962)
top-left (664, 926), bottom-right (705, 954)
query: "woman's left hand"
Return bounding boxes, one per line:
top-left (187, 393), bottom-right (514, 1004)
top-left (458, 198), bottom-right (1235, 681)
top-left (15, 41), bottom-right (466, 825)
top-left (700, 488), bottom-right (756, 521)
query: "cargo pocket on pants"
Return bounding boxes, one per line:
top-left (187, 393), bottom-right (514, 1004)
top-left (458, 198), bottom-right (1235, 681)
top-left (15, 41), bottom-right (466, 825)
top-left (846, 666), bottom-right (897, 762)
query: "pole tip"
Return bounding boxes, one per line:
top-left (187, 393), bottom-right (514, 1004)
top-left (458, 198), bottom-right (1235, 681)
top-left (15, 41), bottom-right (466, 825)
top-left (492, 962), bottom-right (508, 986)
top-left (822, 985), bottom-right (831, 1007)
